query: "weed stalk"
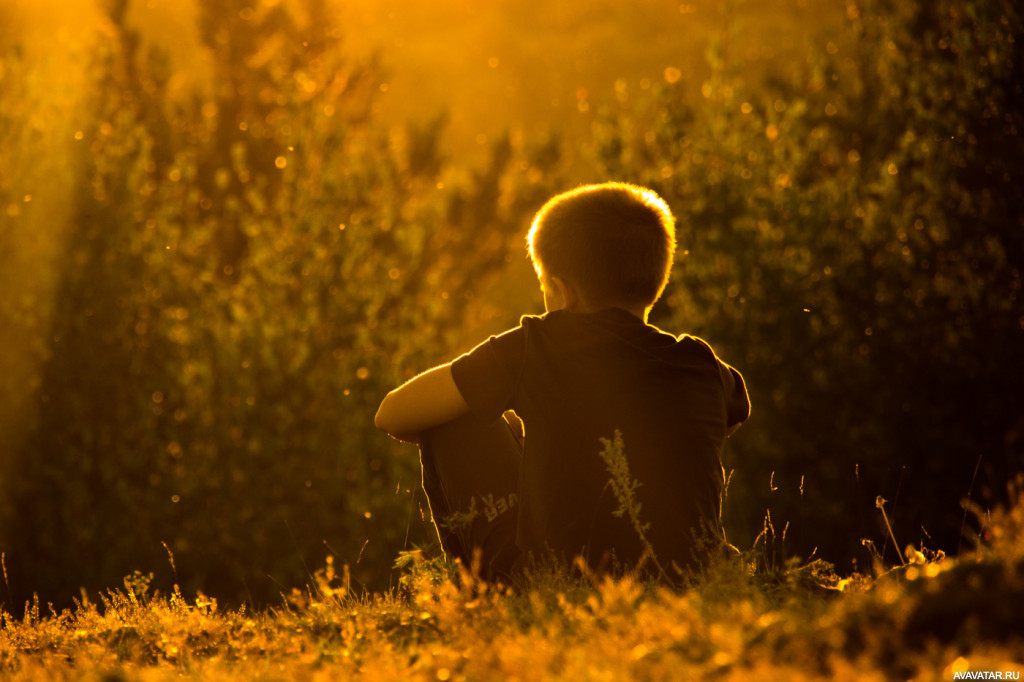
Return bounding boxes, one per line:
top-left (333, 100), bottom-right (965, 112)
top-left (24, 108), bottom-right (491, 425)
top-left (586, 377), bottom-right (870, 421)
top-left (598, 430), bottom-right (668, 581)
top-left (875, 496), bottom-right (906, 566)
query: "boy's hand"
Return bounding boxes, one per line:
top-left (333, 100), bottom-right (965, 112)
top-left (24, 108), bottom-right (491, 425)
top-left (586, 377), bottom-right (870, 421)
top-left (503, 410), bottom-right (525, 447)
top-left (375, 363), bottom-right (471, 442)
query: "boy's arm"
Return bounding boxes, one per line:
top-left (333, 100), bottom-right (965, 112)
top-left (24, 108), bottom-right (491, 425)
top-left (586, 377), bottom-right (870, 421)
top-left (374, 363), bottom-right (471, 444)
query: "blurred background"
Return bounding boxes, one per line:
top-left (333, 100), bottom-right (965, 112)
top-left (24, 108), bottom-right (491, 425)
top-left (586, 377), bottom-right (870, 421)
top-left (1, 0), bottom-right (1021, 608)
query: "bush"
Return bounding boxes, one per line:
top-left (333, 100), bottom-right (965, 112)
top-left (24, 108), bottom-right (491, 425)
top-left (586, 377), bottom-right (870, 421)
top-left (588, 0), bottom-right (1024, 569)
top-left (0, 0), bottom-right (560, 607)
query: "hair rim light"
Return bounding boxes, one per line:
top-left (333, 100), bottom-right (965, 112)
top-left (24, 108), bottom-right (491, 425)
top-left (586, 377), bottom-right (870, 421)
top-left (527, 182), bottom-right (677, 308)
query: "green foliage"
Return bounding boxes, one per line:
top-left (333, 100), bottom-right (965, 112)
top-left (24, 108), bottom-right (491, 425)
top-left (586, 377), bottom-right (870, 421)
top-left (588, 0), bottom-right (1024, 569)
top-left (0, 1), bottom-right (560, 607)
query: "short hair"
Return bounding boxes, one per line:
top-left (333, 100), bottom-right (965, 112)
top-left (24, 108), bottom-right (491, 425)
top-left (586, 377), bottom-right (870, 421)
top-left (527, 182), bottom-right (676, 309)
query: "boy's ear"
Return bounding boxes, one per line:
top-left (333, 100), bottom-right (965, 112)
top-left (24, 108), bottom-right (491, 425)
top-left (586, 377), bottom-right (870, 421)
top-left (551, 276), bottom-right (579, 311)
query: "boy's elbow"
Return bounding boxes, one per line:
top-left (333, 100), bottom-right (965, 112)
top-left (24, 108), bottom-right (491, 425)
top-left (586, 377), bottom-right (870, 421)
top-left (375, 395), bottom-right (419, 443)
top-left (374, 394), bottom-right (397, 434)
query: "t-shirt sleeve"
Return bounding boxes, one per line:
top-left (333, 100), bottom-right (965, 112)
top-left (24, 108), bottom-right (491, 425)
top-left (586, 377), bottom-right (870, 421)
top-left (719, 360), bottom-right (750, 428)
top-left (686, 335), bottom-right (751, 428)
top-left (450, 324), bottom-right (527, 423)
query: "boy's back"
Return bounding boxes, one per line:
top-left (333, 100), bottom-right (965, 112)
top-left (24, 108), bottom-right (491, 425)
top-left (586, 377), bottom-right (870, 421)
top-left (452, 306), bottom-right (749, 574)
top-left (376, 182), bottom-right (750, 581)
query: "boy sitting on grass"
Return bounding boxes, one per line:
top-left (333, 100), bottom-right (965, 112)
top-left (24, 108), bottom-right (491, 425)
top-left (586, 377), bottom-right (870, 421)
top-left (375, 182), bottom-right (749, 582)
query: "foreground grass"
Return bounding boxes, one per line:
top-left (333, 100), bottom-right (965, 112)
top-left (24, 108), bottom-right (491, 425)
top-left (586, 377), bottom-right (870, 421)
top-left (4, 498), bottom-right (1024, 681)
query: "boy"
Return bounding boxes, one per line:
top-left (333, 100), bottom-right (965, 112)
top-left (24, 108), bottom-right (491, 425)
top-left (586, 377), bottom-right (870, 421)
top-left (375, 182), bottom-right (749, 582)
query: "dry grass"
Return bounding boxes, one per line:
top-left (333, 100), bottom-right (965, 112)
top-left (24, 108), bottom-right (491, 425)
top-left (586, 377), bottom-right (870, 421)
top-left (3, 491), bottom-right (1024, 681)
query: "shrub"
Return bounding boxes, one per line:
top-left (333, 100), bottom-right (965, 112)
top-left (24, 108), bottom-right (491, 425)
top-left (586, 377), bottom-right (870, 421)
top-left (0, 0), bottom-right (559, 607)
top-left (588, 0), bottom-right (1024, 569)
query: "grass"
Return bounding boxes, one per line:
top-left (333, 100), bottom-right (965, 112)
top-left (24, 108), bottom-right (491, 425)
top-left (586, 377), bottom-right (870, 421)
top-left (3, 489), bottom-right (1024, 681)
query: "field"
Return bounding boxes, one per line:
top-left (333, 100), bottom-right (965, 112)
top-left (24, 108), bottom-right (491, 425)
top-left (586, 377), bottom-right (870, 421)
top-left (3, 491), bottom-right (1023, 681)
top-left (1, 0), bottom-right (1023, 678)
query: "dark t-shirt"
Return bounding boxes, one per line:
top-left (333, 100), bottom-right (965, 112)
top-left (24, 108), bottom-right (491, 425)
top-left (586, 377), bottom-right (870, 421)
top-left (450, 307), bottom-right (749, 574)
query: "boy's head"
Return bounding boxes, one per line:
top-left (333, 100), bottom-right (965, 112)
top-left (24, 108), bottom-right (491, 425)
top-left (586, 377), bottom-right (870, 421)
top-left (527, 182), bottom-right (676, 312)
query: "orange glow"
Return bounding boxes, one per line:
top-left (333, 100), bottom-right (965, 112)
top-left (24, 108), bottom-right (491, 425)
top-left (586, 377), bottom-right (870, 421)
top-left (3, 0), bottom-right (846, 164)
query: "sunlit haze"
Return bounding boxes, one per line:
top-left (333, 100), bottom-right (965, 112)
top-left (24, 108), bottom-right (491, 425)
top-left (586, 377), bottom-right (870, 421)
top-left (3, 0), bottom-right (844, 160)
